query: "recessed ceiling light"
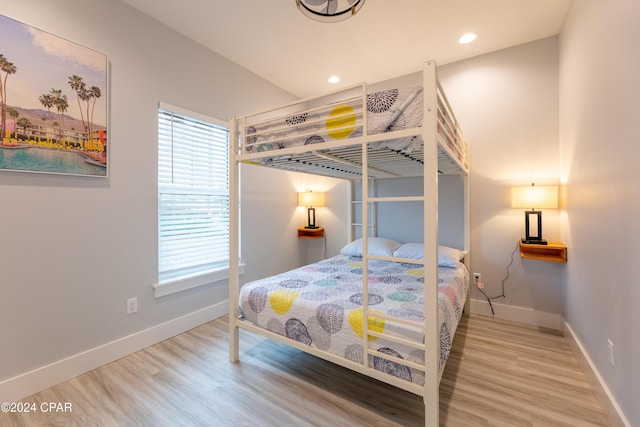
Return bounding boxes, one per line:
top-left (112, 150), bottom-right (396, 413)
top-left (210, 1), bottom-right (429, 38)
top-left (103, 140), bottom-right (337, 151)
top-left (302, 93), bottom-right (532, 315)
top-left (459, 33), bottom-right (477, 44)
top-left (328, 75), bottom-right (340, 84)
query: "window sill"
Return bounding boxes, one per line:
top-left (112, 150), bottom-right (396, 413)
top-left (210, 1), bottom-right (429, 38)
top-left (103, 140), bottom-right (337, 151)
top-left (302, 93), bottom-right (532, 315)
top-left (153, 264), bottom-right (245, 298)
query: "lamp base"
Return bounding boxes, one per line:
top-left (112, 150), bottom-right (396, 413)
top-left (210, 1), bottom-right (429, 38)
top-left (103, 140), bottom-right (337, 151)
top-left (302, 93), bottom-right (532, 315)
top-left (521, 238), bottom-right (547, 245)
top-left (304, 225), bottom-right (320, 229)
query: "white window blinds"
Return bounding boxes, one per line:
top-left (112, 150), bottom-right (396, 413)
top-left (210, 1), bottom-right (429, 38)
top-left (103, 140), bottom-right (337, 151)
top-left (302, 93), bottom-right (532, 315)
top-left (158, 107), bottom-right (230, 283)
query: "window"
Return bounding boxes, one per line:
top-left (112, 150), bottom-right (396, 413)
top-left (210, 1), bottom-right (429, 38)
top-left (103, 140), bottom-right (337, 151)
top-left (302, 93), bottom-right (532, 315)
top-left (156, 103), bottom-right (231, 297)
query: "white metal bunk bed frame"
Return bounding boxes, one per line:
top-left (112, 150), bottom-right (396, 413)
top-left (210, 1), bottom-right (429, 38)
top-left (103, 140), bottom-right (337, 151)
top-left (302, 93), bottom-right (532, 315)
top-left (228, 61), bottom-right (470, 426)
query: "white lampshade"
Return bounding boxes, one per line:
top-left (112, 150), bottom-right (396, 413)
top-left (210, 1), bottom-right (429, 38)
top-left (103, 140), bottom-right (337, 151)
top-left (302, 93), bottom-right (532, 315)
top-left (511, 185), bottom-right (558, 209)
top-left (298, 191), bottom-right (325, 207)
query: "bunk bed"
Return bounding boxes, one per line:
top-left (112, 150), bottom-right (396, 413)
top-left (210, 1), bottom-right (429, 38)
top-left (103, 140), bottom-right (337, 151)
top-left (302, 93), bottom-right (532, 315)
top-left (228, 61), bottom-right (469, 426)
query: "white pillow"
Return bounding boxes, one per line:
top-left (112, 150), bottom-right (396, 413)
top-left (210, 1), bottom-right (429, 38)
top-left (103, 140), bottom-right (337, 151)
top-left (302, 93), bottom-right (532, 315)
top-left (340, 238), bottom-right (402, 257)
top-left (392, 243), bottom-right (467, 267)
top-left (438, 245), bottom-right (467, 267)
top-left (392, 242), bottom-right (425, 260)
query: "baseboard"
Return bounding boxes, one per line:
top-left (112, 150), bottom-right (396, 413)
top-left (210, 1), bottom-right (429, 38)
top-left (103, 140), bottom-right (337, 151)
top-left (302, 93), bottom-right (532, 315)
top-left (0, 301), bottom-right (229, 403)
top-left (469, 298), bottom-right (563, 330)
top-left (563, 321), bottom-right (631, 427)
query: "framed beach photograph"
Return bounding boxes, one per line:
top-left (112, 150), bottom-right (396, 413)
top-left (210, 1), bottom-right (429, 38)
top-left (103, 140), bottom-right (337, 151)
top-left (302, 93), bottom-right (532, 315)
top-left (0, 14), bottom-right (108, 177)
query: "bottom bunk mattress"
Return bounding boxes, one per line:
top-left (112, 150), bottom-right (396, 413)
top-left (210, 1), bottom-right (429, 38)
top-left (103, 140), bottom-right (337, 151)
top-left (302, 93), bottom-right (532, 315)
top-left (238, 254), bottom-right (469, 386)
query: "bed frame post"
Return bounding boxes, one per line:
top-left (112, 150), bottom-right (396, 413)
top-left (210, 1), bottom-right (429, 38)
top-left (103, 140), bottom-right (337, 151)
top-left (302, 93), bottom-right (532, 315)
top-left (360, 101), bottom-right (370, 371)
top-left (423, 60), bottom-right (440, 426)
top-left (463, 172), bottom-right (471, 315)
top-left (229, 117), bottom-right (240, 363)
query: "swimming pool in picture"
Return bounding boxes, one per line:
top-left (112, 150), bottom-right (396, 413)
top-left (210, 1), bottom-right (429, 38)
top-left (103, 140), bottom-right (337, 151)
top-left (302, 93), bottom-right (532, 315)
top-left (0, 147), bottom-right (106, 176)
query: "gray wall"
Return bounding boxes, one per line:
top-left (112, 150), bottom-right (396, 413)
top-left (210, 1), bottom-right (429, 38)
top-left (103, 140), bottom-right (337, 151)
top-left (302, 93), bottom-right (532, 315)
top-left (560, 1), bottom-right (639, 424)
top-left (353, 175), bottom-right (465, 250)
top-left (438, 37), bottom-right (564, 317)
top-left (239, 164), bottom-right (350, 283)
top-left (0, 0), bottom-right (302, 382)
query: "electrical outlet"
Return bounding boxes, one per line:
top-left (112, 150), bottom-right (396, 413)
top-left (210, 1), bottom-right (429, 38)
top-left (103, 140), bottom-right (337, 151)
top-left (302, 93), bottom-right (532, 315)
top-left (473, 273), bottom-right (484, 289)
top-left (126, 297), bottom-right (138, 315)
top-left (608, 339), bottom-right (614, 367)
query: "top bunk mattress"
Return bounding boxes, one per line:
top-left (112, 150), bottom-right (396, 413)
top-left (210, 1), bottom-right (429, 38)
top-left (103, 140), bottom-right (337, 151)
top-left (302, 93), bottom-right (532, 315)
top-left (244, 86), bottom-right (424, 156)
top-left (235, 81), bottom-right (469, 178)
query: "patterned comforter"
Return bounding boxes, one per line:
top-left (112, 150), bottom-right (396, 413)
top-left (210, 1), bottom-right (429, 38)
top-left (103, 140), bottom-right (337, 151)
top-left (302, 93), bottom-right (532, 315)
top-left (239, 254), bottom-right (469, 385)
top-left (244, 86), bottom-right (424, 159)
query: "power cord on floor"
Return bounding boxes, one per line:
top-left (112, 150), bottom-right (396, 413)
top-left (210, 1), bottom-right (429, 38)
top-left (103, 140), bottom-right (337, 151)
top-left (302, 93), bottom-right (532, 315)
top-left (478, 239), bottom-right (519, 315)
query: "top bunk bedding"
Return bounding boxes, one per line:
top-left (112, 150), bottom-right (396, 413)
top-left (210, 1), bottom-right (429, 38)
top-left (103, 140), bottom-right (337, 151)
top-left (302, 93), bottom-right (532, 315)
top-left (244, 86), bottom-right (424, 156)
top-left (232, 62), bottom-right (469, 180)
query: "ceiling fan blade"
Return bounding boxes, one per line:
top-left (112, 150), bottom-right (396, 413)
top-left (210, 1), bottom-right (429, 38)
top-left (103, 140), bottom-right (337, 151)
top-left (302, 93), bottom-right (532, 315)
top-left (297, 0), bottom-right (363, 21)
top-left (326, 0), bottom-right (338, 15)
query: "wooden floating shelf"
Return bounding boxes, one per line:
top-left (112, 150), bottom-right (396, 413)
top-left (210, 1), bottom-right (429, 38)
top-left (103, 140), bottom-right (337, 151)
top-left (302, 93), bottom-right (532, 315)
top-left (519, 241), bottom-right (567, 263)
top-left (297, 227), bottom-right (325, 239)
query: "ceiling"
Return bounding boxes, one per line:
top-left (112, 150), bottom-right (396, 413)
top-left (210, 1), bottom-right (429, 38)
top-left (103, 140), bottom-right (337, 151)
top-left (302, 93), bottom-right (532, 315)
top-left (120, 0), bottom-right (572, 99)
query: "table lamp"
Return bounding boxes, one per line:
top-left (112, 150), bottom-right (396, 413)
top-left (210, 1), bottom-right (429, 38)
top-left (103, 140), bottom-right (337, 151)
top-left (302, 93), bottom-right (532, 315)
top-left (298, 191), bottom-right (325, 229)
top-left (511, 183), bottom-right (558, 245)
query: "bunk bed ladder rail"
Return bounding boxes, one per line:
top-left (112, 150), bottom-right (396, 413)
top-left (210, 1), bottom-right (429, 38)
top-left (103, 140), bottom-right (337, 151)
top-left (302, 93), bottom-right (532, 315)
top-left (350, 179), bottom-right (377, 239)
top-left (357, 61), bottom-right (440, 426)
top-left (357, 76), bottom-right (373, 242)
top-left (361, 252), bottom-right (430, 381)
top-left (358, 166), bottom-right (433, 389)
top-left (229, 115), bottom-right (241, 363)
top-left (423, 59), bottom-right (440, 427)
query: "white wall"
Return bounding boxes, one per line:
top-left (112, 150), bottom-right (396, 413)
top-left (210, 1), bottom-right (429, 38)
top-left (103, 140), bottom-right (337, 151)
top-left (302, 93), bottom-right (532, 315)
top-left (437, 38), bottom-right (564, 322)
top-left (358, 175), bottom-right (465, 250)
top-left (0, 0), bottom-right (309, 389)
top-left (560, 1), bottom-right (640, 425)
top-left (240, 164), bottom-right (350, 283)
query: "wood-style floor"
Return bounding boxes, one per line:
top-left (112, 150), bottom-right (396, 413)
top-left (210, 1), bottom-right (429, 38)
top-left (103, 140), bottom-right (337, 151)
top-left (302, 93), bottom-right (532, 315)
top-left (1, 314), bottom-right (611, 427)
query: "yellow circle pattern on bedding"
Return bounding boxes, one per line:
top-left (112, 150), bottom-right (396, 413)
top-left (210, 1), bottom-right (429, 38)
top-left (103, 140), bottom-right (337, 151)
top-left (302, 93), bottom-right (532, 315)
top-left (326, 105), bottom-right (356, 139)
top-left (348, 308), bottom-right (386, 340)
top-left (269, 290), bottom-right (299, 315)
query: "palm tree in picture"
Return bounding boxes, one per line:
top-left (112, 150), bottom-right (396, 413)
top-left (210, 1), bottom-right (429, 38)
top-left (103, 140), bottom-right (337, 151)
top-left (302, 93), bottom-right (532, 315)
top-left (47, 89), bottom-right (62, 142)
top-left (39, 93), bottom-right (55, 122)
top-left (50, 89), bottom-right (68, 146)
top-left (52, 121), bottom-right (59, 144)
top-left (0, 54), bottom-right (17, 141)
top-left (16, 117), bottom-right (32, 139)
top-left (68, 74), bottom-right (87, 142)
top-left (56, 96), bottom-right (69, 146)
top-left (88, 86), bottom-right (102, 150)
top-left (7, 107), bottom-right (19, 138)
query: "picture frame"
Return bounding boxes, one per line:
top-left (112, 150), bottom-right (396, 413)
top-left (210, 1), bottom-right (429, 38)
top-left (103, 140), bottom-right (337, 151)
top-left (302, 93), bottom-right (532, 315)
top-left (0, 14), bottom-right (108, 177)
